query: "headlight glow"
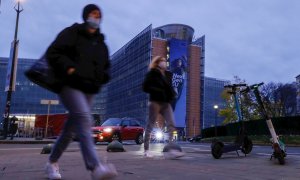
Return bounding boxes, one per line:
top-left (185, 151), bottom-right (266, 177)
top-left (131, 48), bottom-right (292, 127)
top-left (103, 128), bottom-right (112, 133)
top-left (155, 131), bottom-right (163, 140)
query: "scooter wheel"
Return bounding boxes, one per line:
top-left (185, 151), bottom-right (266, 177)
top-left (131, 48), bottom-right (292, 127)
top-left (241, 138), bottom-right (253, 154)
top-left (273, 143), bottom-right (285, 165)
top-left (278, 153), bottom-right (285, 165)
top-left (211, 142), bottom-right (223, 159)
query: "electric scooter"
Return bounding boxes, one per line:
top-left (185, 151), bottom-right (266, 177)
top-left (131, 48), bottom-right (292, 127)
top-left (247, 82), bottom-right (287, 165)
top-left (211, 84), bottom-right (253, 159)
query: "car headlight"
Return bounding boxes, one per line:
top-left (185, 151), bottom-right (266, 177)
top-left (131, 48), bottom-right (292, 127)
top-left (155, 131), bottom-right (163, 140)
top-left (103, 128), bottom-right (112, 133)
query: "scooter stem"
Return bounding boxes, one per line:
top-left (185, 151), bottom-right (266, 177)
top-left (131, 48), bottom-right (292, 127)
top-left (250, 83), bottom-right (279, 144)
top-left (266, 119), bottom-right (279, 144)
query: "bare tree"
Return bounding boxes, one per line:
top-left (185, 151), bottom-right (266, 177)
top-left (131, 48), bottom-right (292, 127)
top-left (219, 77), bottom-right (297, 123)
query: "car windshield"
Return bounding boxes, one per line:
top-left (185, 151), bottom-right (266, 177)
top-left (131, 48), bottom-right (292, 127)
top-left (101, 118), bottom-right (122, 126)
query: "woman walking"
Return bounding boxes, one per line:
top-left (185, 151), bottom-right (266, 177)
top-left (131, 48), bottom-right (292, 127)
top-left (142, 56), bottom-right (184, 158)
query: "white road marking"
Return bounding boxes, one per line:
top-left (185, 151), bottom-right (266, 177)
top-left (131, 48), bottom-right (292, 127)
top-left (0, 147), bottom-right (42, 151)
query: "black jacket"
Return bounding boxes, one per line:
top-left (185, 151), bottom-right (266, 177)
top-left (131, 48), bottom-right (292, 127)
top-left (142, 68), bottom-right (176, 103)
top-left (46, 23), bottom-right (110, 94)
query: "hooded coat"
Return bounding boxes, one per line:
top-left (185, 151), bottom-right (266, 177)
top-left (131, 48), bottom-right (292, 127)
top-left (46, 23), bottom-right (110, 94)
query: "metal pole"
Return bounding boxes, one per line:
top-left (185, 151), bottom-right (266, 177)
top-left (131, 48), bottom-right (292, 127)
top-left (2, 1), bottom-right (23, 139)
top-left (213, 105), bottom-right (218, 137)
top-left (45, 101), bottom-right (51, 138)
top-left (214, 109), bottom-right (217, 137)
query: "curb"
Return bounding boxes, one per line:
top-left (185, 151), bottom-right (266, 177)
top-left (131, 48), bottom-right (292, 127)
top-left (0, 140), bottom-right (54, 144)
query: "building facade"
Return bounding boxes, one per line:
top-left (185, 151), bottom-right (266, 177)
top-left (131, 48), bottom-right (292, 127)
top-left (0, 58), bottom-right (66, 116)
top-left (0, 57), bottom-right (107, 127)
top-left (296, 75), bottom-right (300, 115)
top-left (203, 77), bottom-right (230, 129)
top-left (106, 24), bottom-right (205, 137)
top-left (104, 25), bottom-right (152, 127)
top-left (1, 24), bottom-right (206, 138)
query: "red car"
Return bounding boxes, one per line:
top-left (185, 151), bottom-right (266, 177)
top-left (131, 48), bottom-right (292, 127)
top-left (92, 118), bottom-right (144, 144)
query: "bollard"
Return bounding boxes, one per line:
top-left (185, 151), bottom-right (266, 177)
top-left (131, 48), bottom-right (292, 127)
top-left (107, 135), bottom-right (125, 152)
top-left (41, 144), bottom-right (53, 154)
top-left (107, 140), bottom-right (125, 152)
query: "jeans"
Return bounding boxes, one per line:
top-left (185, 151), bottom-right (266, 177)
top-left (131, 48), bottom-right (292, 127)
top-left (49, 86), bottom-right (99, 171)
top-left (144, 101), bottom-right (176, 151)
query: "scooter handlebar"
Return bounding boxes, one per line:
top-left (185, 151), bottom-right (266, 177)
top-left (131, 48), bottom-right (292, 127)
top-left (240, 87), bottom-right (250, 94)
top-left (249, 82), bottom-right (264, 90)
top-left (224, 83), bottom-right (247, 88)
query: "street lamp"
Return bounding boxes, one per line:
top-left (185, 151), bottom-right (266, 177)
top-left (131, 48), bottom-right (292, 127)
top-left (213, 105), bottom-right (218, 137)
top-left (1, 0), bottom-right (24, 139)
top-left (41, 100), bottom-right (59, 138)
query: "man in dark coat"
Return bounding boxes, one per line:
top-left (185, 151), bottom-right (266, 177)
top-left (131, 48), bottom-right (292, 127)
top-left (45, 4), bottom-right (117, 180)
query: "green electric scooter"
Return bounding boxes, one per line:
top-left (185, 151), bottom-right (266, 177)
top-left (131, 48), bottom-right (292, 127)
top-left (211, 84), bottom-right (253, 159)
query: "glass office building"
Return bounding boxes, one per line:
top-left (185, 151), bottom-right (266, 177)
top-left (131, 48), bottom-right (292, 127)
top-left (0, 57), bottom-right (107, 126)
top-left (106, 24), bottom-right (205, 137)
top-left (105, 25), bottom-right (152, 127)
top-left (296, 75), bottom-right (300, 115)
top-left (0, 58), bottom-right (66, 119)
top-left (1, 24), bottom-right (207, 138)
top-left (203, 77), bottom-right (230, 128)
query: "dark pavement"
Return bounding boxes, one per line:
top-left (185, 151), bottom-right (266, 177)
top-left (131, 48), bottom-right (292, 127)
top-left (0, 141), bottom-right (300, 180)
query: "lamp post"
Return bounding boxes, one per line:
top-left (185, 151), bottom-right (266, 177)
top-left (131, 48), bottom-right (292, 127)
top-left (41, 100), bottom-right (59, 138)
top-left (1, 0), bottom-right (23, 139)
top-left (213, 105), bottom-right (218, 137)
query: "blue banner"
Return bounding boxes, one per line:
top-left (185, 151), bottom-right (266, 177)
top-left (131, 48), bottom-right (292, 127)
top-left (168, 39), bottom-right (188, 128)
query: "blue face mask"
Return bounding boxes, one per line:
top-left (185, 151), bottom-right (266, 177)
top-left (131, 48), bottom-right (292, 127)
top-left (86, 17), bottom-right (100, 29)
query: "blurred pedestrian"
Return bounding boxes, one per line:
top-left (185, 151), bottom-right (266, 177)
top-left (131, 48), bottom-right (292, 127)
top-left (9, 116), bottom-right (18, 140)
top-left (142, 56), bottom-right (184, 158)
top-left (45, 4), bottom-right (117, 180)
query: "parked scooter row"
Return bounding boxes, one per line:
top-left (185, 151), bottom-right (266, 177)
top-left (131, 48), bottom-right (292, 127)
top-left (210, 83), bottom-right (287, 165)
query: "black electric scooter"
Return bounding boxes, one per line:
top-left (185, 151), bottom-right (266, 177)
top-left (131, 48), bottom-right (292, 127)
top-left (247, 82), bottom-right (287, 165)
top-left (211, 84), bottom-right (253, 159)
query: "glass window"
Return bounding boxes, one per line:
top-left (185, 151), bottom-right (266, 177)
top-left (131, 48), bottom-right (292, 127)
top-left (130, 120), bottom-right (140, 127)
top-left (101, 118), bottom-right (122, 126)
top-left (121, 120), bottom-right (130, 126)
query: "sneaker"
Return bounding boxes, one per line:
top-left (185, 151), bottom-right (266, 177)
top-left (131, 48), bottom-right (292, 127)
top-left (144, 150), bottom-right (154, 158)
top-left (91, 163), bottom-right (118, 180)
top-left (45, 162), bottom-right (62, 179)
top-left (164, 149), bottom-right (185, 159)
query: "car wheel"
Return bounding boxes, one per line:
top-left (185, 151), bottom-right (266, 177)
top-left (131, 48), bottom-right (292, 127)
top-left (135, 134), bottom-right (143, 144)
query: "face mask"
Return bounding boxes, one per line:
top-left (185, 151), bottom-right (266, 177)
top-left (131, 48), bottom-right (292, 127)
top-left (158, 61), bottom-right (167, 69)
top-left (86, 17), bottom-right (101, 29)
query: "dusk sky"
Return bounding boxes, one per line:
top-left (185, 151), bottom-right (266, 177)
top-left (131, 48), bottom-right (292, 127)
top-left (0, 0), bottom-right (299, 84)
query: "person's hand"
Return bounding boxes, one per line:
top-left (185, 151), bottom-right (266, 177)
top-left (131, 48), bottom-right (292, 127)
top-left (67, 68), bottom-right (76, 75)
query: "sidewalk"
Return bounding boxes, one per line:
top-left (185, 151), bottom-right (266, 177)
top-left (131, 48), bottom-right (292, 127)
top-left (0, 143), bottom-right (299, 180)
